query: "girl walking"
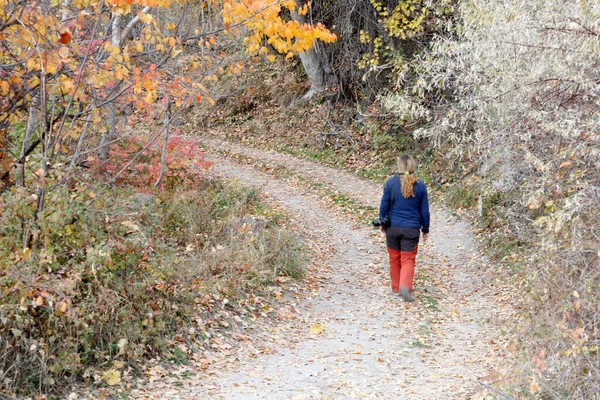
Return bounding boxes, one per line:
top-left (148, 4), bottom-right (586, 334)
top-left (378, 155), bottom-right (430, 302)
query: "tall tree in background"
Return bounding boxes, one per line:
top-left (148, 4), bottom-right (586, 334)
top-left (290, 0), bottom-right (335, 99)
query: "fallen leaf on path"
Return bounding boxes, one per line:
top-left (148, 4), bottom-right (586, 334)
top-left (102, 369), bottom-right (121, 386)
top-left (310, 324), bottom-right (324, 334)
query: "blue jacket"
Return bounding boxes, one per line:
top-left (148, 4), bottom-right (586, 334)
top-left (379, 176), bottom-right (430, 233)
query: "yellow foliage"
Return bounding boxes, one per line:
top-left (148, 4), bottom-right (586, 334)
top-left (359, 30), bottom-right (372, 44)
top-left (221, 0), bottom-right (336, 59)
top-left (140, 13), bottom-right (154, 24)
top-left (298, 3), bottom-right (309, 16)
top-left (0, 0), bottom-right (329, 161)
top-left (359, 0), bottom-right (428, 70)
top-left (109, 0), bottom-right (173, 7)
top-left (111, 3), bottom-right (131, 15)
top-left (371, 0), bottom-right (427, 39)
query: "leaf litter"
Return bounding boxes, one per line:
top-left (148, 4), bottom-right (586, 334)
top-left (76, 138), bottom-right (518, 399)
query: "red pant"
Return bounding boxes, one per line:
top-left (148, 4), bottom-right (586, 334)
top-left (387, 245), bottom-right (418, 293)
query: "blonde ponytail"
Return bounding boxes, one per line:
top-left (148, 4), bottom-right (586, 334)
top-left (397, 155), bottom-right (417, 198)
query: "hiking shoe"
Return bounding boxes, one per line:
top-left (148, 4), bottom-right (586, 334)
top-left (400, 287), bottom-right (414, 302)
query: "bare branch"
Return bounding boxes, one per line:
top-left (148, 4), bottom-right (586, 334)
top-left (120, 5), bottom-right (151, 44)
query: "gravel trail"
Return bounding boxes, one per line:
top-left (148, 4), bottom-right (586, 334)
top-left (135, 138), bottom-right (513, 399)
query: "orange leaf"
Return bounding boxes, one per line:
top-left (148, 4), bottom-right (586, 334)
top-left (559, 161), bottom-right (572, 169)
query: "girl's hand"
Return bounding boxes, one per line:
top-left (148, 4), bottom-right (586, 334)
top-left (380, 226), bottom-right (386, 234)
top-left (422, 232), bottom-right (429, 242)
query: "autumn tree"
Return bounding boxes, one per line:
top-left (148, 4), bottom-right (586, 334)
top-left (0, 0), bottom-right (337, 190)
top-left (220, 0), bottom-right (337, 99)
top-left (0, 0), bottom-right (336, 394)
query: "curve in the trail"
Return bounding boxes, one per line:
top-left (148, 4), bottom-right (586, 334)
top-left (134, 138), bottom-right (512, 399)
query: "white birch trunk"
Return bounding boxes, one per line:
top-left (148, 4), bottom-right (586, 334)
top-left (98, 7), bottom-right (150, 162)
top-left (98, 14), bottom-right (122, 162)
top-left (98, 102), bottom-right (116, 162)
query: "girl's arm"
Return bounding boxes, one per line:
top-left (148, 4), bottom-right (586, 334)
top-left (420, 184), bottom-right (430, 234)
top-left (379, 179), bottom-right (391, 220)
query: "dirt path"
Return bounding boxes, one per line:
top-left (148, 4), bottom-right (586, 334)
top-left (134, 138), bottom-right (513, 399)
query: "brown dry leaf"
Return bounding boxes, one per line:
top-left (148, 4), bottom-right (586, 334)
top-left (59, 300), bottom-right (68, 313)
top-left (559, 161), bottom-right (572, 168)
top-left (529, 378), bottom-right (541, 394)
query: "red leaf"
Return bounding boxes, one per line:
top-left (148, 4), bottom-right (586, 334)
top-left (59, 31), bottom-right (72, 45)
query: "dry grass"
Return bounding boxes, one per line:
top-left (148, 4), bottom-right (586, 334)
top-left (0, 170), bottom-right (304, 397)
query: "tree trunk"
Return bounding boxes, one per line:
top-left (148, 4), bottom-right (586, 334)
top-left (17, 94), bottom-right (40, 186)
top-left (98, 14), bottom-right (122, 163)
top-left (62, 0), bottom-right (71, 21)
top-left (291, 3), bottom-right (335, 100)
top-left (97, 9), bottom-right (151, 163)
top-left (69, 111), bottom-right (93, 172)
top-left (98, 102), bottom-right (116, 162)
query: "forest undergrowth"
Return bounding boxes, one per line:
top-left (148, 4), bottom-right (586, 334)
top-left (0, 0), bottom-right (320, 396)
top-left (0, 142), bottom-right (304, 396)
